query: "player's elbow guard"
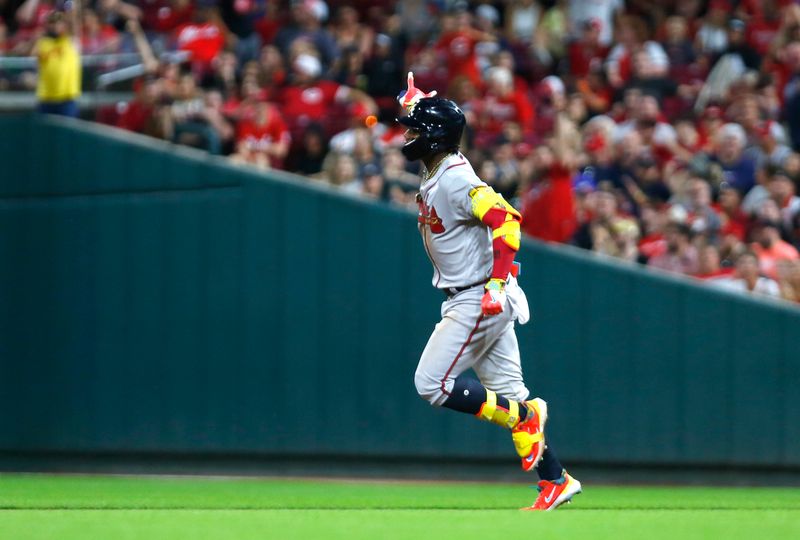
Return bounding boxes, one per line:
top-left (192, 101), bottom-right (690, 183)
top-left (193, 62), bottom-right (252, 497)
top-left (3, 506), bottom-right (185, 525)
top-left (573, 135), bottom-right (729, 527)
top-left (492, 217), bottom-right (521, 251)
top-left (469, 186), bottom-right (522, 250)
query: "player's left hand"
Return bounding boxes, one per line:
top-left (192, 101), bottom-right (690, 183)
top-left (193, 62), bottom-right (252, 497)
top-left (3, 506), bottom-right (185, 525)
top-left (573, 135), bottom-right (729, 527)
top-left (481, 278), bottom-right (507, 316)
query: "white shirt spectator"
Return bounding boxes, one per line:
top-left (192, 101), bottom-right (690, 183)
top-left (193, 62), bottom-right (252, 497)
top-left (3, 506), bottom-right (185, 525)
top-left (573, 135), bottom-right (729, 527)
top-left (569, 0), bottom-right (623, 46)
top-left (712, 276), bottom-right (781, 297)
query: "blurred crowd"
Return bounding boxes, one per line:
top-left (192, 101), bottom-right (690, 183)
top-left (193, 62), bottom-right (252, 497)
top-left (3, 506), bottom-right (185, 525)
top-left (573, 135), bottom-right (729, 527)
top-left (2, 0), bottom-right (800, 303)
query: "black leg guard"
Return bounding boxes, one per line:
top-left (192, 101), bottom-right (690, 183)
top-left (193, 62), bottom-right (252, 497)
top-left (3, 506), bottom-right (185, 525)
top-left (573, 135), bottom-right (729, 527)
top-left (441, 377), bottom-right (487, 415)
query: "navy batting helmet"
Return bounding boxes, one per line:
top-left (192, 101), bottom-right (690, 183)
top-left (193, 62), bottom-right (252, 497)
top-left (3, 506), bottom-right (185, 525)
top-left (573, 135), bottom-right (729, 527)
top-left (397, 97), bottom-right (466, 161)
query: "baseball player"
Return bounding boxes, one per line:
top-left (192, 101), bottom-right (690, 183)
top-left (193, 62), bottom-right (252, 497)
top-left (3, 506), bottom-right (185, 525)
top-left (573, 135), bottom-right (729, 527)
top-left (397, 73), bottom-right (581, 510)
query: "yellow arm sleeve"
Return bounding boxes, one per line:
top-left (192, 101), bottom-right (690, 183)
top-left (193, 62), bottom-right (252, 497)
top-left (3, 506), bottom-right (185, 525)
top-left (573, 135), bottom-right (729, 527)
top-left (469, 186), bottom-right (522, 251)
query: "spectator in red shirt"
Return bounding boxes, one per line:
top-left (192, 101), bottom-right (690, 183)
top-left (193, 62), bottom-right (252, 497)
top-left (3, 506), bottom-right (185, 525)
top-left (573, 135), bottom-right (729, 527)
top-left (741, 0), bottom-right (785, 56)
top-left (521, 146), bottom-right (575, 243)
top-left (714, 183), bottom-right (750, 242)
top-left (567, 18), bottom-right (609, 79)
top-left (175, 7), bottom-right (226, 73)
top-left (637, 202), bottom-right (668, 263)
top-left (279, 52), bottom-right (376, 140)
top-left (475, 66), bottom-right (534, 146)
top-left (694, 244), bottom-right (735, 280)
top-left (117, 75), bottom-right (163, 136)
top-left (521, 115), bottom-right (579, 244)
top-left (81, 9), bottom-right (120, 55)
top-left (436, 6), bottom-right (489, 88)
top-left (231, 100), bottom-right (290, 169)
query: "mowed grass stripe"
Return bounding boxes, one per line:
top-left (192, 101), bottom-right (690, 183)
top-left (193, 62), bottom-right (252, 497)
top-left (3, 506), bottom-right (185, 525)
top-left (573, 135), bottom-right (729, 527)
top-left (1, 474), bottom-right (799, 511)
top-left (1, 509), bottom-right (799, 540)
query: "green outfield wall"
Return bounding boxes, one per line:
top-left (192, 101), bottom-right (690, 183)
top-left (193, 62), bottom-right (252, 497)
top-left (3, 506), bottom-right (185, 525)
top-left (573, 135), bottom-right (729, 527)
top-left (1, 115), bottom-right (799, 468)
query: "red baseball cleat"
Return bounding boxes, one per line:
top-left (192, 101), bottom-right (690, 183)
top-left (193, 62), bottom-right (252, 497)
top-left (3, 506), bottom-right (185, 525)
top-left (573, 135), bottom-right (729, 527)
top-left (511, 397), bottom-right (547, 472)
top-left (522, 471), bottom-right (582, 511)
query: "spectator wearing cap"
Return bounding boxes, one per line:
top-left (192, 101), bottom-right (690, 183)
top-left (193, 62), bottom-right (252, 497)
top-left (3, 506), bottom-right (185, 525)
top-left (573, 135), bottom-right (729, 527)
top-left (279, 52), bottom-right (376, 141)
top-left (709, 123), bottom-right (757, 194)
top-left (231, 99), bottom-right (290, 169)
top-left (742, 163), bottom-right (788, 216)
top-left (116, 75), bottom-right (163, 136)
top-left (750, 215), bottom-right (800, 280)
top-left (342, 162), bottom-right (386, 201)
top-left (34, 9), bottom-right (80, 117)
top-left (647, 222), bottom-right (699, 275)
top-left (274, 0), bottom-right (338, 70)
top-left (713, 250), bottom-right (781, 297)
top-left (713, 18), bottom-right (761, 71)
top-left (533, 75), bottom-right (565, 137)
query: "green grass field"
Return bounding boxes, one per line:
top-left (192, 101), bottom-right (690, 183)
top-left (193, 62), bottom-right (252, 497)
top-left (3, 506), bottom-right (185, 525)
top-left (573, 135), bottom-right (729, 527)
top-left (1, 474), bottom-right (798, 540)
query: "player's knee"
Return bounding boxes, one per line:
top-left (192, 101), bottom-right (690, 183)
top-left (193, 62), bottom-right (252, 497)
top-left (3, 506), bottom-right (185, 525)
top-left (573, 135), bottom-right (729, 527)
top-left (414, 369), bottom-right (446, 406)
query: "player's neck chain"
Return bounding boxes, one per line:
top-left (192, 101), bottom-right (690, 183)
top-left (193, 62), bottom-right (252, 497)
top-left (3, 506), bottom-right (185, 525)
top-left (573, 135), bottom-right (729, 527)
top-left (423, 153), bottom-right (451, 183)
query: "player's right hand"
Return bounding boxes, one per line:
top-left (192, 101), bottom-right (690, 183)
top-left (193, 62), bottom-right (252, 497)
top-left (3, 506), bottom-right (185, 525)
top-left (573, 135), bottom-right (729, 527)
top-left (481, 278), bottom-right (507, 316)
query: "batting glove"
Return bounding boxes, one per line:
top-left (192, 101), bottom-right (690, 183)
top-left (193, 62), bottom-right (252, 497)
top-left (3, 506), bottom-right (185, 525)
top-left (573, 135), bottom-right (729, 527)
top-left (397, 71), bottom-right (437, 111)
top-left (481, 278), bottom-right (507, 316)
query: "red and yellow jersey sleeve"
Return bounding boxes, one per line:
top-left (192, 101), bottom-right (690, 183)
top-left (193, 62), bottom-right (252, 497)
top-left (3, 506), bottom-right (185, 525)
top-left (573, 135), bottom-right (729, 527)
top-left (468, 186), bottom-right (522, 280)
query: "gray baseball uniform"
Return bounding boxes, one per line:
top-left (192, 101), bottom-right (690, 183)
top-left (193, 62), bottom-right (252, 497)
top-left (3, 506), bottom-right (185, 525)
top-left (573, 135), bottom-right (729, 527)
top-left (413, 153), bottom-right (531, 406)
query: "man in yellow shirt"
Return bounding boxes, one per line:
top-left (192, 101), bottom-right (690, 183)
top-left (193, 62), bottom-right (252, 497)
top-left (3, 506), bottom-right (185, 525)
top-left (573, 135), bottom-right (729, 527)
top-left (35, 9), bottom-right (81, 117)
